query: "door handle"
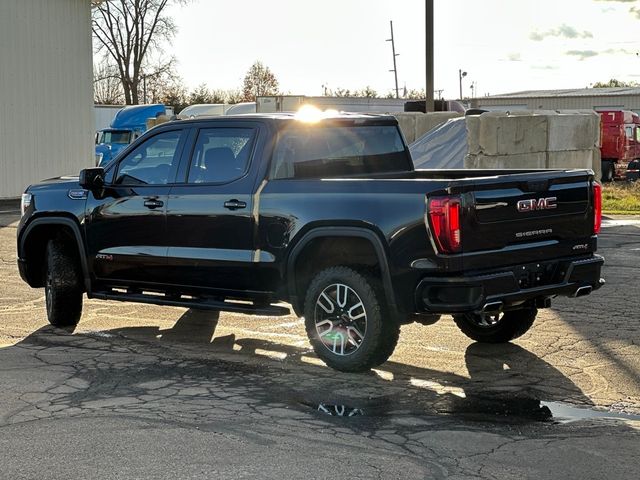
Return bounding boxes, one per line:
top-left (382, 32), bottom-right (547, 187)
top-left (224, 199), bottom-right (247, 210)
top-left (143, 198), bottom-right (164, 209)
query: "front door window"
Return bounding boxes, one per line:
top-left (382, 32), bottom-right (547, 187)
top-left (116, 130), bottom-right (183, 185)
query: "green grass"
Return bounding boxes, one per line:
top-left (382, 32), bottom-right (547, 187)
top-left (602, 182), bottom-right (640, 215)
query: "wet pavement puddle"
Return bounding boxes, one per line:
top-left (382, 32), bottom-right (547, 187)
top-left (304, 397), bottom-right (640, 425)
top-left (542, 401), bottom-right (640, 424)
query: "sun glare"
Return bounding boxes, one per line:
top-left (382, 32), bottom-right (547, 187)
top-left (295, 105), bottom-right (339, 123)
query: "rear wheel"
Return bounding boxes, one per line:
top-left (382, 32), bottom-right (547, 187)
top-left (44, 239), bottom-right (83, 327)
top-left (453, 308), bottom-right (537, 343)
top-left (303, 266), bottom-right (399, 372)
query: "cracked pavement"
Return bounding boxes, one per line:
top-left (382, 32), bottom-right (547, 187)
top-left (0, 210), bottom-right (639, 479)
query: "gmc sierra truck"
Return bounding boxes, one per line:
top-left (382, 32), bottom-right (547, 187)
top-left (17, 113), bottom-right (604, 372)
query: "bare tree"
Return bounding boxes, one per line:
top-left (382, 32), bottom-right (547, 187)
top-left (592, 78), bottom-right (638, 88)
top-left (188, 84), bottom-right (227, 105)
top-left (226, 89), bottom-right (245, 104)
top-left (93, 58), bottom-right (125, 104)
top-left (92, 0), bottom-right (188, 104)
top-left (242, 61), bottom-right (279, 102)
top-left (210, 89), bottom-right (230, 104)
top-left (405, 88), bottom-right (427, 100)
top-left (353, 86), bottom-right (378, 98)
top-left (332, 87), bottom-right (352, 97)
top-left (329, 86), bottom-right (380, 98)
top-left (139, 57), bottom-right (181, 103)
top-left (158, 81), bottom-right (188, 114)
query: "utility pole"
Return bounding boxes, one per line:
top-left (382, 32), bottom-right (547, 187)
top-left (470, 81), bottom-right (477, 99)
top-left (425, 0), bottom-right (434, 112)
top-left (387, 21), bottom-right (400, 99)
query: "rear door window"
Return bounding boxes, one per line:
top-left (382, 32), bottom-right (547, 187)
top-left (271, 125), bottom-right (410, 179)
top-left (187, 128), bottom-right (256, 184)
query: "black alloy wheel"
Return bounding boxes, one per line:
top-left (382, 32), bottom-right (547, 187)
top-left (453, 308), bottom-right (537, 343)
top-left (303, 266), bottom-right (400, 372)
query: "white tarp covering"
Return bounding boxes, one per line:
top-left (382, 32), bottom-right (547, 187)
top-left (410, 117), bottom-right (468, 169)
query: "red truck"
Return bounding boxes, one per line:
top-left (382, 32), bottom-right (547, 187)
top-left (599, 110), bottom-right (640, 182)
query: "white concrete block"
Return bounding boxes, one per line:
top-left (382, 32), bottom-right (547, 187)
top-left (547, 148), bottom-right (602, 179)
top-left (464, 152), bottom-right (547, 170)
top-left (393, 113), bottom-right (419, 144)
top-left (547, 111), bottom-right (600, 151)
top-left (466, 115), bottom-right (480, 154)
top-left (476, 112), bottom-right (549, 155)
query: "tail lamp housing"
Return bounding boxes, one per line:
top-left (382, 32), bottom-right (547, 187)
top-left (593, 182), bottom-right (602, 234)
top-left (427, 195), bottom-right (462, 254)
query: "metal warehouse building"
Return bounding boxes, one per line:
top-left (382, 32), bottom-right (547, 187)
top-left (470, 88), bottom-right (640, 114)
top-left (0, 0), bottom-right (94, 199)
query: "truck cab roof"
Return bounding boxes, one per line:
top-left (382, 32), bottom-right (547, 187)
top-left (170, 111), bottom-right (400, 128)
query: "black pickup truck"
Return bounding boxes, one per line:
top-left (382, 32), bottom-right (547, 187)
top-left (17, 113), bottom-right (604, 372)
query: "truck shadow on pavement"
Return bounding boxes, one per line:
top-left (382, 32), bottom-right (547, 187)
top-left (549, 225), bottom-right (640, 396)
top-left (81, 308), bottom-right (598, 424)
top-left (5, 322), bottom-right (640, 480)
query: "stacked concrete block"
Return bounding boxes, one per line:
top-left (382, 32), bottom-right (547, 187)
top-left (394, 112), bottom-right (422, 144)
top-left (465, 152), bottom-right (547, 170)
top-left (547, 110), bottom-right (601, 150)
top-left (394, 112), bottom-right (462, 144)
top-left (465, 110), bottom-right (601, 179)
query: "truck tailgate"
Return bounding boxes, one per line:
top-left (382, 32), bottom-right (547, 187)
top-left (456, 170), bottom-right (597, 270)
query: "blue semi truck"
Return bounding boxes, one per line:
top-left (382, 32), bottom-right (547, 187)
top-left (95, 104), bottom-right (169, 166)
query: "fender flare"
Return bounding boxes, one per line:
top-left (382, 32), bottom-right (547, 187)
top-left (19, 216), bottom-right (91, 292)
top-left (286, 226), bottom-right (397, 316)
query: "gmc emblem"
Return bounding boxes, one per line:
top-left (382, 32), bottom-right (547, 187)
top-left (517, 197), bottom-right (558, 212)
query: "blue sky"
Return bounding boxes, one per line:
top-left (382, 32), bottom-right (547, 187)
top-left (167, 0), bottom-right (640, 98)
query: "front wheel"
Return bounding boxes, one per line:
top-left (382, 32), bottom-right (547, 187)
top-left (453, 308), bottom-right (537, 343)
top-left (45, 239), bottom-right (83, 327)
top-left (602, 161), bottom-right (615, 183)
top-left (303, 266), bottom-right (400, 372)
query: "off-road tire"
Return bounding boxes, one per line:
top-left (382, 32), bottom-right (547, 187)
top-left (453, 308), bottom-right (537, 343)
top-left (303, 266), bottom-right (400, 372)
top-left (44, 238), bottom-right (83, 327)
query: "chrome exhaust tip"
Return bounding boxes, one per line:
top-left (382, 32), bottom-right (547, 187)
top-left (482, 301), bottom-right (503, 313)
top-left (574, 286), bottom-right (593, 298)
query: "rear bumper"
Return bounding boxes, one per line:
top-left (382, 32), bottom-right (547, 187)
top-left (415, 255), bottom-right (604, 314)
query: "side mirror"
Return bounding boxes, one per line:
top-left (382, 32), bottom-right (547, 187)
top-left (79, 167), bottom-right (105, 190)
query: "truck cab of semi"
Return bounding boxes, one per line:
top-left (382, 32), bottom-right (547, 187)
top-left (599, 110), bottom-right (640, 182)
top-left (95, 104), bottom-right (168, 166)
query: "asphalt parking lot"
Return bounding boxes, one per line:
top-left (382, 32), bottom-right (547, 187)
top-left (1, 207), bottom-right (639, 479)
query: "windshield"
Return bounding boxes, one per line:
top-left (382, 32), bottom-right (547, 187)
top-left (98, 130), bottom-right (132, 145)
top-left (271, 125), bottom-right (410, 179)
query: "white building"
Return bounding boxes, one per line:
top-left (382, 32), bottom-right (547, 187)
top-left (0, 0), bottom-right (94, 199)
top-left (470, 88), bottom-right (640, 114)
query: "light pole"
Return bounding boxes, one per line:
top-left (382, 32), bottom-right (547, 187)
top-left (458, 69), bottom-right (467, 100)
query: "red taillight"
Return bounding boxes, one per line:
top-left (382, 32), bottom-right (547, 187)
top-left (428, 196), bottom-right (462, 254)
top-left (593, 182), bottom-right (602, 234)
